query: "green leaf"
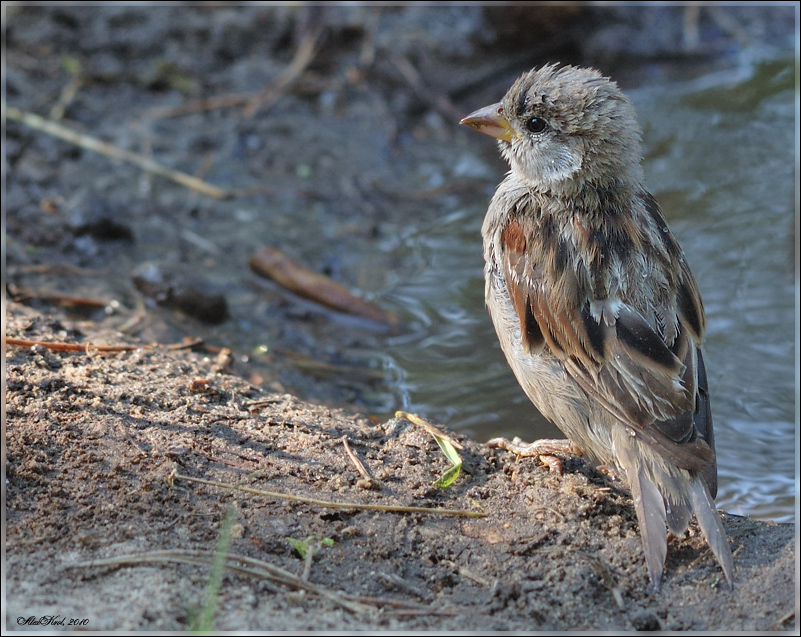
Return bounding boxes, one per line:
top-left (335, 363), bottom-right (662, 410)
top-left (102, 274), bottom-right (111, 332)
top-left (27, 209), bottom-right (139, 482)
top-left (431, 433), bottom-right (462, 488)
top-left (288, 537), bottom-right (310, 559)
top-left (287, 535), bottom-right (334, 559)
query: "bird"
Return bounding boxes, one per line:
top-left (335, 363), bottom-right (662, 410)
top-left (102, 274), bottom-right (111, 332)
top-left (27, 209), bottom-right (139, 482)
top-left (459, 64), bottom-right (735, 589)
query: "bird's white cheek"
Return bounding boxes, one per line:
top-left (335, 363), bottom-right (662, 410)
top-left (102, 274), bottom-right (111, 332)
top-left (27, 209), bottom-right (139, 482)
top-left (544, 146), bottom-right (583, 181)
top-left (510, 140), bottom-right (582, 185)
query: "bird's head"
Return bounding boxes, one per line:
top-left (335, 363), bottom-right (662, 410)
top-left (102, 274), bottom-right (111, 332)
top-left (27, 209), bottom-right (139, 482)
top-left (461, 64), bottom-right (644, 195)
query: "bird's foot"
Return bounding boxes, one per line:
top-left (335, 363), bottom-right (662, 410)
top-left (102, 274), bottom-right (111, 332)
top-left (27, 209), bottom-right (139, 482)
top-left (595, 464), bottom-right (621, 481)
top-left (487, 437), bottom-right (581, 472)
top-left (538, 454), bottom-right (563, 473)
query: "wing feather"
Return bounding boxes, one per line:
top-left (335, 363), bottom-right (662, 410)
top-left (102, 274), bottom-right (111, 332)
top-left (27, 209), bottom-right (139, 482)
top-left (498, 203), bottom-right (715, 474)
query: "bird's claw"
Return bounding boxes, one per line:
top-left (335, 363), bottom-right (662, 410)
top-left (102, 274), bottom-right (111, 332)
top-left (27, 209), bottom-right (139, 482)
top-left (487, 437), bottom-right (581, 472)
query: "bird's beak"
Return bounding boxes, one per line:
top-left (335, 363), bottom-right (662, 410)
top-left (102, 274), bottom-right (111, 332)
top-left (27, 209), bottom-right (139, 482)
top-left (460, 102), bottom-right (512, 142)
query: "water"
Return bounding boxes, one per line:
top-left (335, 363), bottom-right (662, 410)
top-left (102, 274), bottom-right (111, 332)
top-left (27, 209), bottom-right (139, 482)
top-left (385, 57), bottom-right (797, 523)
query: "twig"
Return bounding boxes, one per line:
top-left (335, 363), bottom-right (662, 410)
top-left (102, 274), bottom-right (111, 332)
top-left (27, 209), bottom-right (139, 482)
top-left (50, 58), bottom-right (83, 121)
top-left (770, 608), bottom-right (796, 630)
top-left (65, 549), bottom-right (370, 614)
top-left (165, 337), bottom-right (205, 350)
top-left (382, 608), bottom-right (462, 617)
top-left (6, 337), bottom-right (141, 353)
top-left (147, 93), bottom-right (251, 119)
top-left (67, 548), bottom-right (467, 615)
top-left (4, 105), bottom-right (231, 200)
top-left (457, 566), bottom-right (491, 588)
top-left (8, 289), bottom-right (109, 309)
top-left (6, 336), bottom-right (202, 353)
top-left (534, 506), bottom-right (566, 522)
top-left (376, 572), bottom-right (431, 601)
top-left (169, 471), bottom-right (485, 518)
top-left (301, 540), bottom-right (317, 582)
top-left (342, 436), bottom-right (375, 488)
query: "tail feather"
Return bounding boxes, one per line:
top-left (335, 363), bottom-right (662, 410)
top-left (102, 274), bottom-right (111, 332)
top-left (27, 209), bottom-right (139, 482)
top-left (658, 471), bottom-right (693, 536)
top-left (619, 437), bottom-right (735, 588)
top-left (665, 499), bottom-right (691, 537)
top-left (627, 463), bottom-right (668, 589)
top-left (690, 478), bottom-right (735, 586)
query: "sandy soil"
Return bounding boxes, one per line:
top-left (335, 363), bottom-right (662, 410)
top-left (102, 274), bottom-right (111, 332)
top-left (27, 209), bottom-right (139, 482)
top-left (5, 300), bottom-right (796, 631)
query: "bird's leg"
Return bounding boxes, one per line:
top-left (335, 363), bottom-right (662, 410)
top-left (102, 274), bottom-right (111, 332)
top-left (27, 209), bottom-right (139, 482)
top-left (486, 437), bottom-right (582, 472)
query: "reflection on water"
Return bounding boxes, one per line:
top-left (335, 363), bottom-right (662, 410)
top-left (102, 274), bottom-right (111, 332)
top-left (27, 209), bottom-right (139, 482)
top-left (387, 58), bottom-right (797, 523)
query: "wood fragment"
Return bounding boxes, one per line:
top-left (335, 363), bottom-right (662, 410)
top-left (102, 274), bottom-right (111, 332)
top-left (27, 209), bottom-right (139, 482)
top-left (6, 337), bottom-right (141, 353)
top-left (249, 246), bottom-right (398, 328)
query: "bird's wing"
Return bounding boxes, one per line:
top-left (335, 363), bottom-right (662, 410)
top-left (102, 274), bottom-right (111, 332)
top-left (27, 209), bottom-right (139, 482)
top-left (499, 210), bottom-right (716, 484)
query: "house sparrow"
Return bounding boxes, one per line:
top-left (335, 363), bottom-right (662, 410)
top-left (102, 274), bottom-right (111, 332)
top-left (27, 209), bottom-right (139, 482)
top-left (460, 64), bottom-right (735, 589)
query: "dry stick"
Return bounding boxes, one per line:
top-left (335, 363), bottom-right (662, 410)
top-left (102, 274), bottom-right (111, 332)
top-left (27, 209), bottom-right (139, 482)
top-left (68, 550), bottom-right (464, 615)
top-left (341, 436), bottom-right (375, 485)
top-left (6, 337), bottom-right (142, 353)
top-left (170, 471), bottom-right (485, 518)
top-left (65, 549), bottom-right (370, 614)
top-left (50, 75), bottom-right (82, 121)
top-left (771, 608), bottom-right (796, 630)
top-left (4, 105), bottom-right (231, 200)
top-left (300, 541), bottom-right (317, 583)
top-left (147, 91), bottom-right (255, 118)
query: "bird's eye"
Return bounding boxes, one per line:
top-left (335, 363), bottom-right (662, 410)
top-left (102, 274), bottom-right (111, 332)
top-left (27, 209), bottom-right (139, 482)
top-left (526, 117), bottom-right (547, 134)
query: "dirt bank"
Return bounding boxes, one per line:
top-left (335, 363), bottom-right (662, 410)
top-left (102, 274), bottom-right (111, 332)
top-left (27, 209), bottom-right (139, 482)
top-left (5, 300), bottom-right (795, 631)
